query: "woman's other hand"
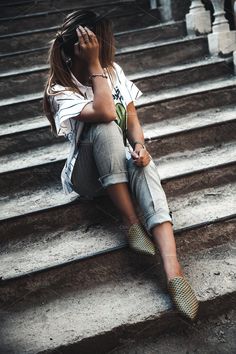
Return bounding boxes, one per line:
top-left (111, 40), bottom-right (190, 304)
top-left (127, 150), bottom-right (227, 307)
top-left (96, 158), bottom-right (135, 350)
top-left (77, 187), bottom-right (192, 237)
top-left (131, 146), bottom-right (152, 167)
top-left (74, 25), bottom-right (100, 67)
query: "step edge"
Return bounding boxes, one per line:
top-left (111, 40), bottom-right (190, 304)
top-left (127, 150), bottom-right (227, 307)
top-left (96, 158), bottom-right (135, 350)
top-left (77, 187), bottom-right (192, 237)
top-left (1, 74), bottom-right (235, 108)
top-left (0, 35), bottom-right (207, 78)
top-left (0, 117), bottom-right (235, 174)
top-left (1, 213), bottom-right (235, 283)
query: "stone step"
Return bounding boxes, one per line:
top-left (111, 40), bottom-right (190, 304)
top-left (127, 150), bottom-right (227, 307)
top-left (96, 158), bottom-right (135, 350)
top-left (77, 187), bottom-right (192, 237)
top-left (0, 0), bottom-right (132, 18)
top-left (0, 74), bottom-right (235, 130)
top-left (0, 21), bottom-right (186, 56)
top-left (0, 4), bottom-right (160, 36)
top-left (0, 56), bottom-right (232, 100)
top-left (0, 58), bottom-right (233, 155)
top-left (111, 307), bottom-right (236, 354)
top-left (0, 236), bottom-right (235, 353)
top-left (0, 128), bottom-right (235, 221)
top-left (0, 35), bottom-right (208, 76)
top-left (0, 91), bottom-right (235, 159)
top-left (0, 139), bottom-right (235, 280)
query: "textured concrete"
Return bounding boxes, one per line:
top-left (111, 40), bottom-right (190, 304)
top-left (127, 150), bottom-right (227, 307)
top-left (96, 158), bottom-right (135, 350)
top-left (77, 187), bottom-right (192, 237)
top-left (0, 21), bottom-right (186, 55)
top-left (0, 56), bottom-right (232, 99)
top-left (0, 0), bottom-right (117, 17)
top-left (0, 241), bottom-right (235, 354)
top-left (0, 181), bottom-right (235, 280)
top-left (0, 73), bottom-right (235, 127)
top-left (0, 5), bottom-right (160, 35)
top-left (112, 308), bottom-right (236, 354)
top-left (0, 104), bottom-right (235, 175)
top-left (1, 0), bottom-right (236, 352)
top-left (0, 35), bottom-right (208, 75)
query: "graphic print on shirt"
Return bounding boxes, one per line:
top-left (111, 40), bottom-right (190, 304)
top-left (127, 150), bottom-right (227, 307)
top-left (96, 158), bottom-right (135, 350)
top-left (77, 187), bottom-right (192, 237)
top-left (112, 86), bottom-right (127, 134)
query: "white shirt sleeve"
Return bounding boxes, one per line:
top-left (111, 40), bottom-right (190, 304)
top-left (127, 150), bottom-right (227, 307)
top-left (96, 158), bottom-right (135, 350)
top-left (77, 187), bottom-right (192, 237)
top-left (114, 62), bottom-right (143, 106)
top-left (49, 87), bottom-right (93, 137)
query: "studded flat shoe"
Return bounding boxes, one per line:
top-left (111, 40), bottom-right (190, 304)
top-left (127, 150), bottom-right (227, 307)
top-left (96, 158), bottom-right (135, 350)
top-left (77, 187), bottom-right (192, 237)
top-left (168, 276), bottom-right (199, 321)
top-left (127, 223), bottom-right (156, 256)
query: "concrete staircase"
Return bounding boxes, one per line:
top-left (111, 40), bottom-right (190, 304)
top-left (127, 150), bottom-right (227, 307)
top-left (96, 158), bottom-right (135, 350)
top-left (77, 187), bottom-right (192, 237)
top-left (0, 0), bottom-right (235, 353)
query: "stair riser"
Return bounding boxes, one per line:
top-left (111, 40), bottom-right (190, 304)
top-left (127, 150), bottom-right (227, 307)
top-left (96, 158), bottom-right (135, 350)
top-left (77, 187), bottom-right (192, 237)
top-left (1, 82), bottom-right (235, 139)
top-left (0, 0), bottom-right (117, 17)
top-left (0, 92), bottom-right (235, 156)
top-left (0, 60), bottom-right (231, 100)
top-left (163, 163), bottom-right (236, 197)
top-left (0, 132), bottom-right (235, 197)
top-left (116, 37), bottom-right (208, 74)
top-left (0, 22), bottom-right (186, 55)
top-left (0, 7), bottom-right (160, 36)
top-left (0, 292), bottom-right (235, 354)
top-left (146, 120), bottom-right (236, 156)
top-left (0, 218), bottom-right (234, 300)
top-left (135, 62), bottom-right (233, 93)
top-left (0, 37), bottom-right (208, 75)
top-left (1, 62), bottom-right (228, 129)
top-left (138, 86), bottom-right (236, 123)
top-left (0, 128), bottom-right (62, 156)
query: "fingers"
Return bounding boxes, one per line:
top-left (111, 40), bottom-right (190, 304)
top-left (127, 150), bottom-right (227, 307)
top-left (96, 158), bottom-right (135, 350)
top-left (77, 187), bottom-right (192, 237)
top-left (76, 25), bottom-right (97, 45)
top-left (84, 26), bottom-right (97, 43)
top-left (77, 25), bottom-right (89, 44)
top-left (133, 148), bottom-right (152, 167)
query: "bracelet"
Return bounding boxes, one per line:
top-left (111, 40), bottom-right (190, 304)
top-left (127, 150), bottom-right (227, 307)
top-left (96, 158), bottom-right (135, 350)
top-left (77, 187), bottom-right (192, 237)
top-left (133, 141), bottom-right (146, 149)
top-left (89, 73), bottom-right (108, 82)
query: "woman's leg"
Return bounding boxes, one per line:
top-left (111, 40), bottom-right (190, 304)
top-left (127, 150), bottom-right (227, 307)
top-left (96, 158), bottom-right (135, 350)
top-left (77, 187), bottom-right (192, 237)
top-left (92, 121), bottom-right (143, 228)
top-left (73, 121), bottom-right (140, 228)
top-left (105, 183), bottom-right (139, 228)
top-left (151, 222), bottom-right (184, 281)
top-left (127, 157), bottom-right (184, 280)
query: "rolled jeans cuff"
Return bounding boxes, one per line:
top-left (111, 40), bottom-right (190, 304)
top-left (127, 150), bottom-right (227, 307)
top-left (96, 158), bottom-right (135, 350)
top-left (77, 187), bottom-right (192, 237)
top-left (98, 171), bottom-right (129, 188)
top-left (145, 210), bottom-right (174, 235)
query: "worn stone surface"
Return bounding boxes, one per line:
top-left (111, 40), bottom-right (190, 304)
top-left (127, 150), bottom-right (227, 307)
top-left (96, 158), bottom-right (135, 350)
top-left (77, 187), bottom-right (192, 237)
top-left (0, 0), bottom-right (115, 17)
top-left (112, 308), bottom-right (236, 354)
top-left (0, 181), bottom-right (235, 280)
top-left (0, 5), bottom-right (160, 35)
top-left (0, 56), bottom-right (232, 99)
top-left (0, 35), bottom-right (208, 75)
top-left (0, 21), bottom-right (186, 55)
top-left (0, 0), bottom-right (236, 353)
top-left (0, 242), bottom-right (235, 354)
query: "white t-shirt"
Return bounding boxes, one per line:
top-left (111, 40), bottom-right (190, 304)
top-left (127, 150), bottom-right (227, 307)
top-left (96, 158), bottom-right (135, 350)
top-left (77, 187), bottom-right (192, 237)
top-left (49, 62), bottom-right (143, 195)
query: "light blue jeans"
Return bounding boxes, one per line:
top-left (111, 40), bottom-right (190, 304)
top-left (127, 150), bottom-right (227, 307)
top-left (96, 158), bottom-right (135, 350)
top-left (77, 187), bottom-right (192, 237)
top-left (71, 121), bottom-right (173, 234)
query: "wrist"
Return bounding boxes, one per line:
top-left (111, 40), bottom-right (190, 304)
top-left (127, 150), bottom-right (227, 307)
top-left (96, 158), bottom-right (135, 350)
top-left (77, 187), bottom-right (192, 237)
top-left (133, 141), bottom-right (145, 150)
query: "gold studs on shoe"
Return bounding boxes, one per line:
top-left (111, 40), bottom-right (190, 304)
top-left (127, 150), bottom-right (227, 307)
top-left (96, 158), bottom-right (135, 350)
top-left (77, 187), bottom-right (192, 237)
top-left (168, 276), bottom-right (199, 321)
top-left (127, 223), bottom-right (156, 256)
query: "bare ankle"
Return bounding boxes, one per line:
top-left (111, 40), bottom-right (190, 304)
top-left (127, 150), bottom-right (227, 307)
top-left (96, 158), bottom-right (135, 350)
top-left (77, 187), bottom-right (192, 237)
top-left (122, 215), bottom-right (140, 231)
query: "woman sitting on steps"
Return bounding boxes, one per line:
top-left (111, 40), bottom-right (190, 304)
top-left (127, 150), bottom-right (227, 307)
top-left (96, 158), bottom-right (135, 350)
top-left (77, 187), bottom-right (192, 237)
top-left (43, 9), bottom-right (199, 321)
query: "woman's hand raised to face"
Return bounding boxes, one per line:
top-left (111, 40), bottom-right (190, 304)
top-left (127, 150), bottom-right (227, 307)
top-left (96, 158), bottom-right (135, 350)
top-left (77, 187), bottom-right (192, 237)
top-left (74, 25), bottom-right (100, 68)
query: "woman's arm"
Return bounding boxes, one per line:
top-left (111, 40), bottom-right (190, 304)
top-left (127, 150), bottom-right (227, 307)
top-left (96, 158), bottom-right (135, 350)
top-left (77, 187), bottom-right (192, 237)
top-left (127, 102), bottom-right (151, 167)
top-left (74, 26), bottom-right (117, 123)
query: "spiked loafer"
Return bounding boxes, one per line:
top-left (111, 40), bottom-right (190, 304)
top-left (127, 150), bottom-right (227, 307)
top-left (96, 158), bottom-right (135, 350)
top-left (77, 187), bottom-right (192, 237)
top-left (127, 223), bottom-right (156, 256)
top-left (168, 276), bottom-right (199, 321)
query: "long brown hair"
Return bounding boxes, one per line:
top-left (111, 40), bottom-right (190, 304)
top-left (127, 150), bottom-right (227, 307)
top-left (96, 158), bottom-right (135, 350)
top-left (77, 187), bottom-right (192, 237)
top-left (43, 10), bottom-right (116, 135)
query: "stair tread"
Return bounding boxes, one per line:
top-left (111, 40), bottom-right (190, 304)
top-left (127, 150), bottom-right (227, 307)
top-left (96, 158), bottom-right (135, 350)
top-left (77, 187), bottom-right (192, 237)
top-left (0, 35), bottom-right (206, 78)
top-left (1, 75), bottom-right (235, 108)
top-left (0, 20), bottom-right (184, 55)
top-left (0, 179), bottom-right (236, 280)
top-left (0, 138), bottom-right (235, 219)
top-left (0, 1), bottom-right (235, 352)
top-left (0, 56), bottom-right (231, 136)
top-left (0, 105), bottom-right (235, 174)
top-left (1, 241), bottom-right (235, 354)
